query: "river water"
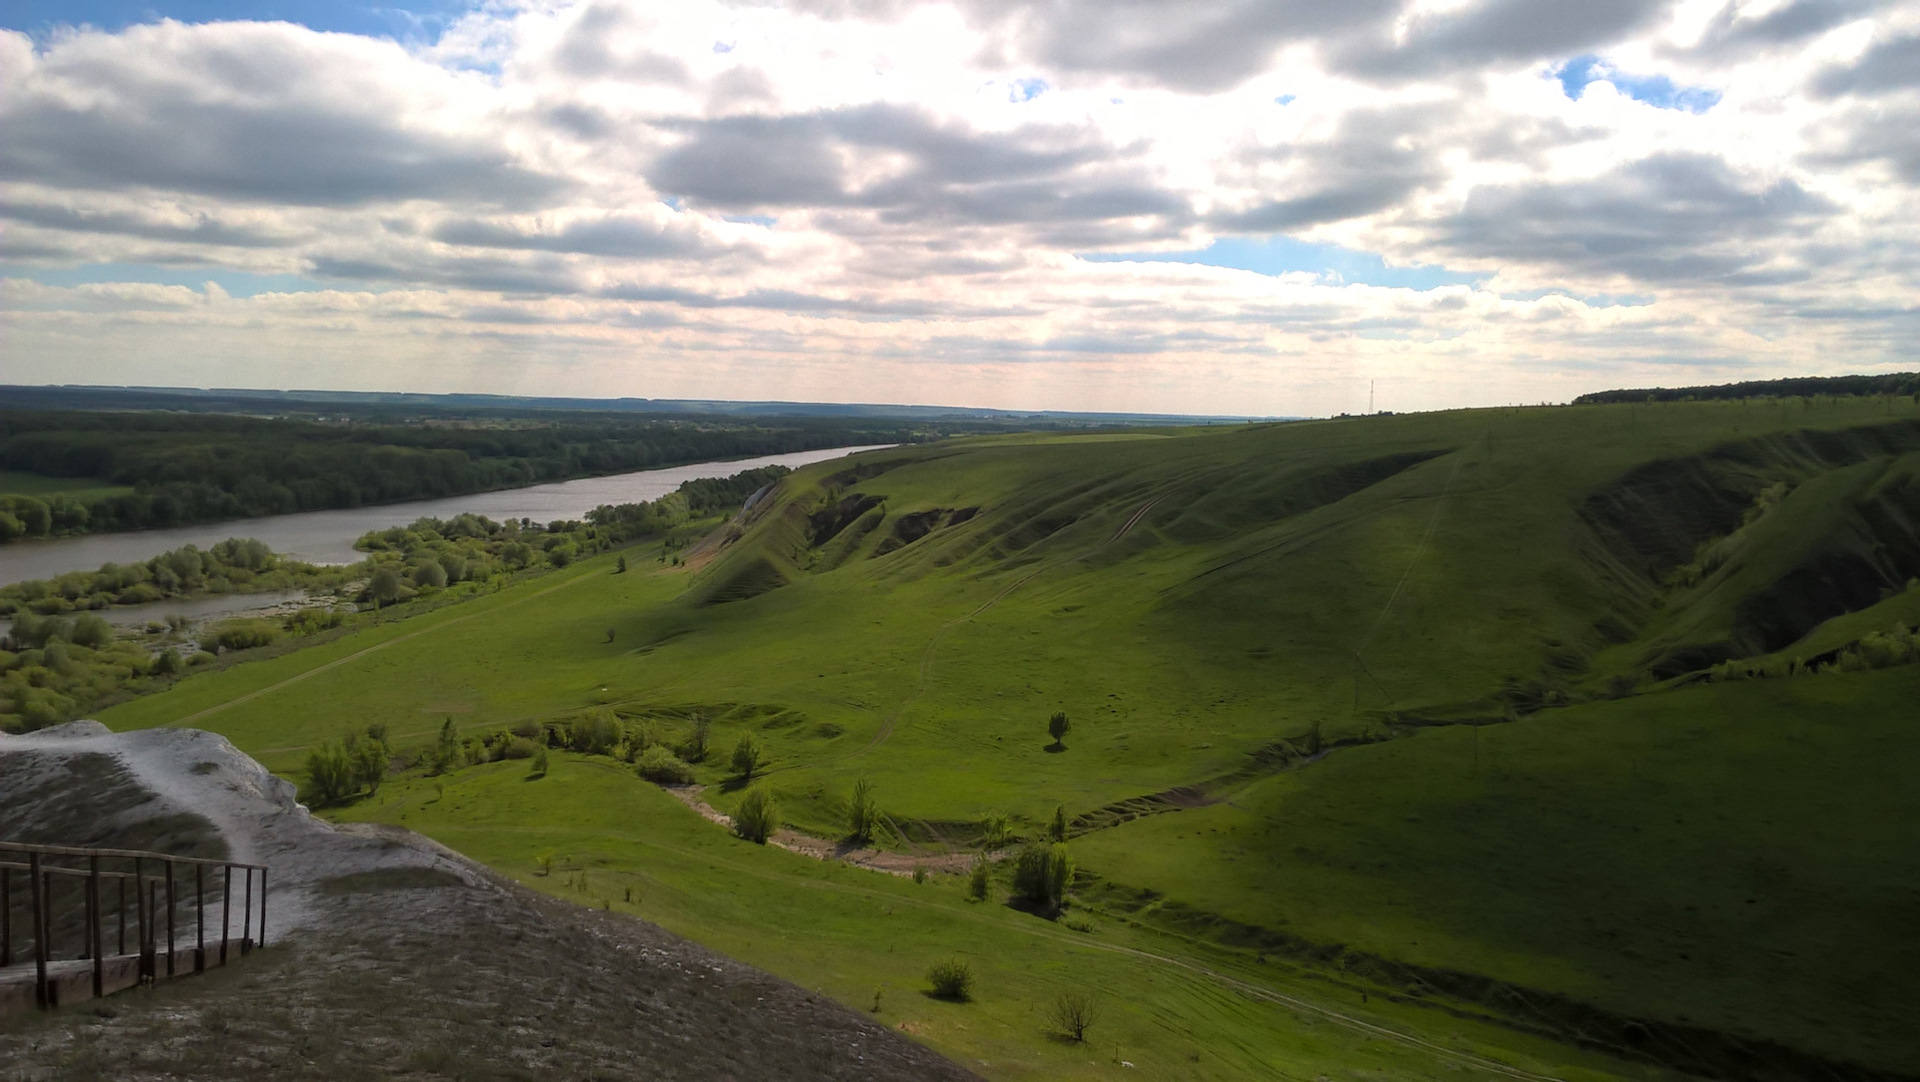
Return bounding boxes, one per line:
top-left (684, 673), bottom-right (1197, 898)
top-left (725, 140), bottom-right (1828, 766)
top-left (0, 445), bottom-right (887, 589)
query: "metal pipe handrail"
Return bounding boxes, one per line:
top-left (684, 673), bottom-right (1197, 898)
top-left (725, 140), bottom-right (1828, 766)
top-left (0, 842), bottom-right (264, 870)
top-left (0, 841), bottom-right (267, 1011)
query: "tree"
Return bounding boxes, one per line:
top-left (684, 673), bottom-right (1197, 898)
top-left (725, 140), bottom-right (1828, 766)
top-left (412, 560), bottom-right (447, 590)
top-left (353, 737), bottom-right (390, 795)
top-left (730, 734), bottom-right (763, 779)
top-left (305, 743), bottom-right (354, 806)
top-left (733, 786), bottom-right (777, 843)
top-left (1049, 804), bottom-right (1068, 842)
top-left (1047, 710), bottom-right (1071, 749)
top-left (1047, 991), bottom-right (1098, 1042)
top-left (615, 555), bottom-right (628, 574)
top-left (848, 777), bottom-right (879, 844)
top-left (529, 745), bottom-right (549, 778)
top-left (681, 716), bottom-right (711, 762)
top-left (431, 717), bottom-right (460, 774)
top-left (1012, 842), bottom-right (1074, 911)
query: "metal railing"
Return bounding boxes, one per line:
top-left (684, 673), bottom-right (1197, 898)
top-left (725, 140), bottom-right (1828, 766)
top-left (0, 841), bottom-right (266, 1010)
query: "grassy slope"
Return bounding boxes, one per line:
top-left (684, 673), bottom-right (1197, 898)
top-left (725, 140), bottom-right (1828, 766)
top-left (0, 469), bottom-right (133, 501)
top-left (326, 754), bottom-right (1653, 1082)
top-left (102, 395), bottom-right (1920, 1076)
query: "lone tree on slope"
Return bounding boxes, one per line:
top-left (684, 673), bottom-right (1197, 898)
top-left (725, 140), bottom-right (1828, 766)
top-left (1047, 711), bottom-right (1071, 749)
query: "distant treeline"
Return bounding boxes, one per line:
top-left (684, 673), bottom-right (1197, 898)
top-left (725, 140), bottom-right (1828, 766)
top-left (1575, 372), bottom-right (1920, 405)
top-left (0, 409), bottom-right (898, 541)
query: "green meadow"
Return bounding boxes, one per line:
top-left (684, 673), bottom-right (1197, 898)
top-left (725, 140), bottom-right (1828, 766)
top-left (0, 469), bottom-right (133, 502)
top-left (101, 395), bottom-right (1920, 1078)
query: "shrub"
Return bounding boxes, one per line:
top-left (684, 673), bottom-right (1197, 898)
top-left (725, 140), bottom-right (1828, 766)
top-left (926, 959), bottom-right (973, 1001)
top-left (979, 812), bottom-right (1012, 849)
top-left (636, 745), bottom-right (696, 784)
top-left (529, 745), bottom-right (549, 778)
top-left (1047, 710), bottom-right (1071, 748)
top-left (912, 863), bottom-right (927, 884)
top-left (966, 857), bottom-right (991, 902)
top-left (69, 614), bottom-right (112, 649)
top-left (1048, 804), bottom-right (1068, 842)
top-left (412, 560), bottom-right (448, 590)
top-left (1047, 991), bottom-right (1098, 1041)
top-left (503, 736), bottom-right (539, 760)
top-left (572, 710), bottom-right (622, 755)
top-left (209, 619), bottom-right (281, 652)
top-left (733, 786), bottom-right (777, 843)
top-left (730, 734), bottom-right (763, 779)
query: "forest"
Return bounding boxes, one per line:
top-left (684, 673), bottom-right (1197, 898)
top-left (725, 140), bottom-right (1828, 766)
top-left (0, 409), bottom-right (921, 540)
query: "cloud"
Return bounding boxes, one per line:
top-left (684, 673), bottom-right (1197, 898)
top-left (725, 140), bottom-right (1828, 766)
top-left (1, 0), bottom-right (1915, 415)
top-left (959, 0), bottom-right (1397, 92)
top-left (431, 214), bottom-right (723, 259)
top-left (1814, 31), bottom-right (1920, 95)
top-left (1438, 153), bottom-right (1833, 283)
top-left (0, 21), bottom-right (559, 208)
top-left (1335, 0), bottom-right (1676, 79)
top-left (1688, 0), bottom-right (1885, 55)
top-left (1208, 104), bottom-right (1448, 231)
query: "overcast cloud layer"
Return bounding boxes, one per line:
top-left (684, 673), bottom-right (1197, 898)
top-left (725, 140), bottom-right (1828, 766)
top-left (2, 0), bottom-right (1916, 415)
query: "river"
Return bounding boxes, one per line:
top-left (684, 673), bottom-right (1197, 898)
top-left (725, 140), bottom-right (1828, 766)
top-left (0, 445), bottom-right (888, 589)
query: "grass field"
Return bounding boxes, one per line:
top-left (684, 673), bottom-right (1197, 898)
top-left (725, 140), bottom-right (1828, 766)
top-left (99, 394), bottom-right (1920, 1078)
top-left (0, 469), bottom-right (133, 502)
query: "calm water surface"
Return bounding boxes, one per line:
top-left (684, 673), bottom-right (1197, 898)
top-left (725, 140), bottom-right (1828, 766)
top-left (0, 445), bottom-right (888, 588)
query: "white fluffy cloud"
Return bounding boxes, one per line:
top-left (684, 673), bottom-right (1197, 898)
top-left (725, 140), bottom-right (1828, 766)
top-left (1, 0), bottom-right (1915, 415)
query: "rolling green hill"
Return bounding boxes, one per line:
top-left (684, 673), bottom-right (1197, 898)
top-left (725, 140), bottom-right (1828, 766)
top-left (101, 394), bottom-right (1920, 1079)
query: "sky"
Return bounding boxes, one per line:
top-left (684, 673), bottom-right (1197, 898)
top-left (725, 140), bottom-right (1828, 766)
top-left (1, 1), bottom-right (1915, 416)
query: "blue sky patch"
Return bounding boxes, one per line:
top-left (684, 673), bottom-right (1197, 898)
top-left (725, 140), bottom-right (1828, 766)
top-left (1, 1), bottom-right (483, 42)
top-left (1274, 94), bottom-right (1296, 105)
top-left (1083, 236), bottom-right (1481, 290)
top-left (1556, 54), bottom-right (1721, 113)
top-left (1009, 78), bottom-right (1049, 103)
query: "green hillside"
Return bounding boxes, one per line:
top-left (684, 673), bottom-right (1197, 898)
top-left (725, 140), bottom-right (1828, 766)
top-left (102, 394), bottom-right (1920, 1079)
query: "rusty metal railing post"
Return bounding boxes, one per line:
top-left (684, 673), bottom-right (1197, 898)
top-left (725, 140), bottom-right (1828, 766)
top-left (241, 868), bottom-right (253, 953)
top-left (220, 865), bottom-right (231, 966)
top-left (133, 856), bottom-right (148, 980)
top-left (2, 865), bottom-right (11, 968)
top-left (89, 854), bottom-right (104, 998)
top-left (195, 864), bottom-right (206, 972)
top-left (165, 861), bottom-right (176, 977)
top-left (146, 882), bottom-right (158, 980)
top-left (29, 852), bottom-right (48, 1009)
top-left (259, 867), bottom-right (267, 949)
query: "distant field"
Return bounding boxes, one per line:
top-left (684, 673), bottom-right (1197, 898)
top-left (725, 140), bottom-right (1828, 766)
top-left (0, 469), bottom-right (132, 501)
top-left (101, 395), bottom-right (1920, 1079)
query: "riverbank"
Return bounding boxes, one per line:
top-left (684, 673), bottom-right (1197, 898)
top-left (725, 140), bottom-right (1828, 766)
top-left (0, 445), bottom-right (891, 587)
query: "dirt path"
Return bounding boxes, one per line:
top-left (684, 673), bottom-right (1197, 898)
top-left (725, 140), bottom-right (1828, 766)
top-left (662, 784), bottom-right (981, 877)
top-left (588, 778), bottom-right (1569, 1082)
